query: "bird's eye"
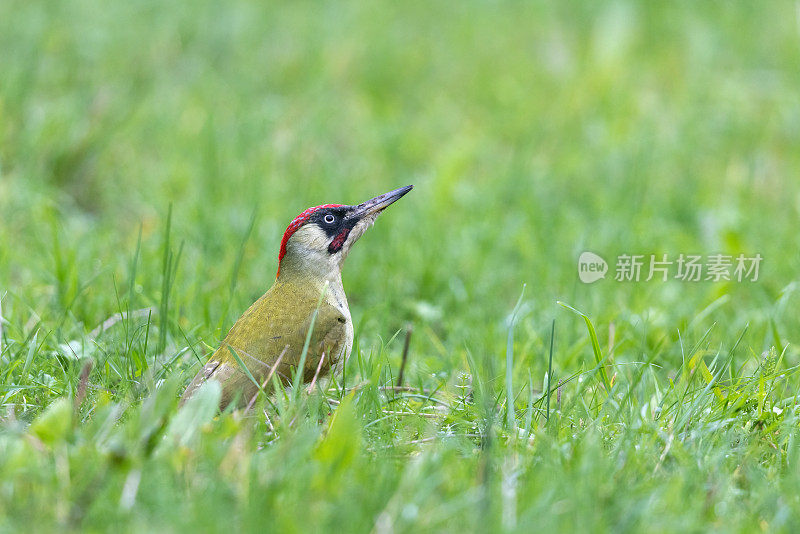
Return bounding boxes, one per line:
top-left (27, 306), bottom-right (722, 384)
top-left (324, 214), bottom-right (336, 224)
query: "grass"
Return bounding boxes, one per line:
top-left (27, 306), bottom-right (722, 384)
top-left (2, 0), bottom-right (800, 531)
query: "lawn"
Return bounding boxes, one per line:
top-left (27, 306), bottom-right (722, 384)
top-left (2, 1), bottom-right (800, 531)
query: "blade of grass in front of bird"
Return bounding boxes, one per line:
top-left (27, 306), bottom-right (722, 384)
top-left (227, 345), bottom-right (266, 399)
top-left (245, 346), bottom-right (288, 413)
top-left (292, 280), bottom-right (330, 401)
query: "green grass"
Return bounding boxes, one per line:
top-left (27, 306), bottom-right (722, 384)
top-left (2, 0), bottom-right (800, 531)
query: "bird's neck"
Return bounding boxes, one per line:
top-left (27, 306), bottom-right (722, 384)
top-left (276, 261), bottom-right (346, 302)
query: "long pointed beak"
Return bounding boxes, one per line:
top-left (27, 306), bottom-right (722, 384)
top-left (349, 185), bottom-right (413, 218)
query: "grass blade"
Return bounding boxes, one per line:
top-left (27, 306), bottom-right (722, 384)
top-left (292, 280), bottom-right (330, 399)
top-left (558, 301), bottom-right (612, 392)
top-left (506, 284), bottom-right (526, 431)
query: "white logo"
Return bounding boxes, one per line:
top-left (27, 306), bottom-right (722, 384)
top-left (578, 252), bottom-right (608, 283)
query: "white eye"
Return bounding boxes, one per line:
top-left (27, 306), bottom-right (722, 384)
top-left (324, 214), bottom-right (336, 224)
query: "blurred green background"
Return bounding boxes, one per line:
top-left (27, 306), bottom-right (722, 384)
top-left (2, 0), bottom-right (800, 531)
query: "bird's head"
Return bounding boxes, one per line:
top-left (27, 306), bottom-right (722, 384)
top-left (277, 185), bottom-right (413, 279)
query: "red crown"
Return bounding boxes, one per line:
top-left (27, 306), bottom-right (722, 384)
top-left (277, 204), bottom-right (343, 275)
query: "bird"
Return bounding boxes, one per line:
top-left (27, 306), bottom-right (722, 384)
top-left (181, 185), bottom-right (413, 408)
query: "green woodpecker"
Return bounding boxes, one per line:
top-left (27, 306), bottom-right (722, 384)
top-left (181, 185), bottom-right (413, 407)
